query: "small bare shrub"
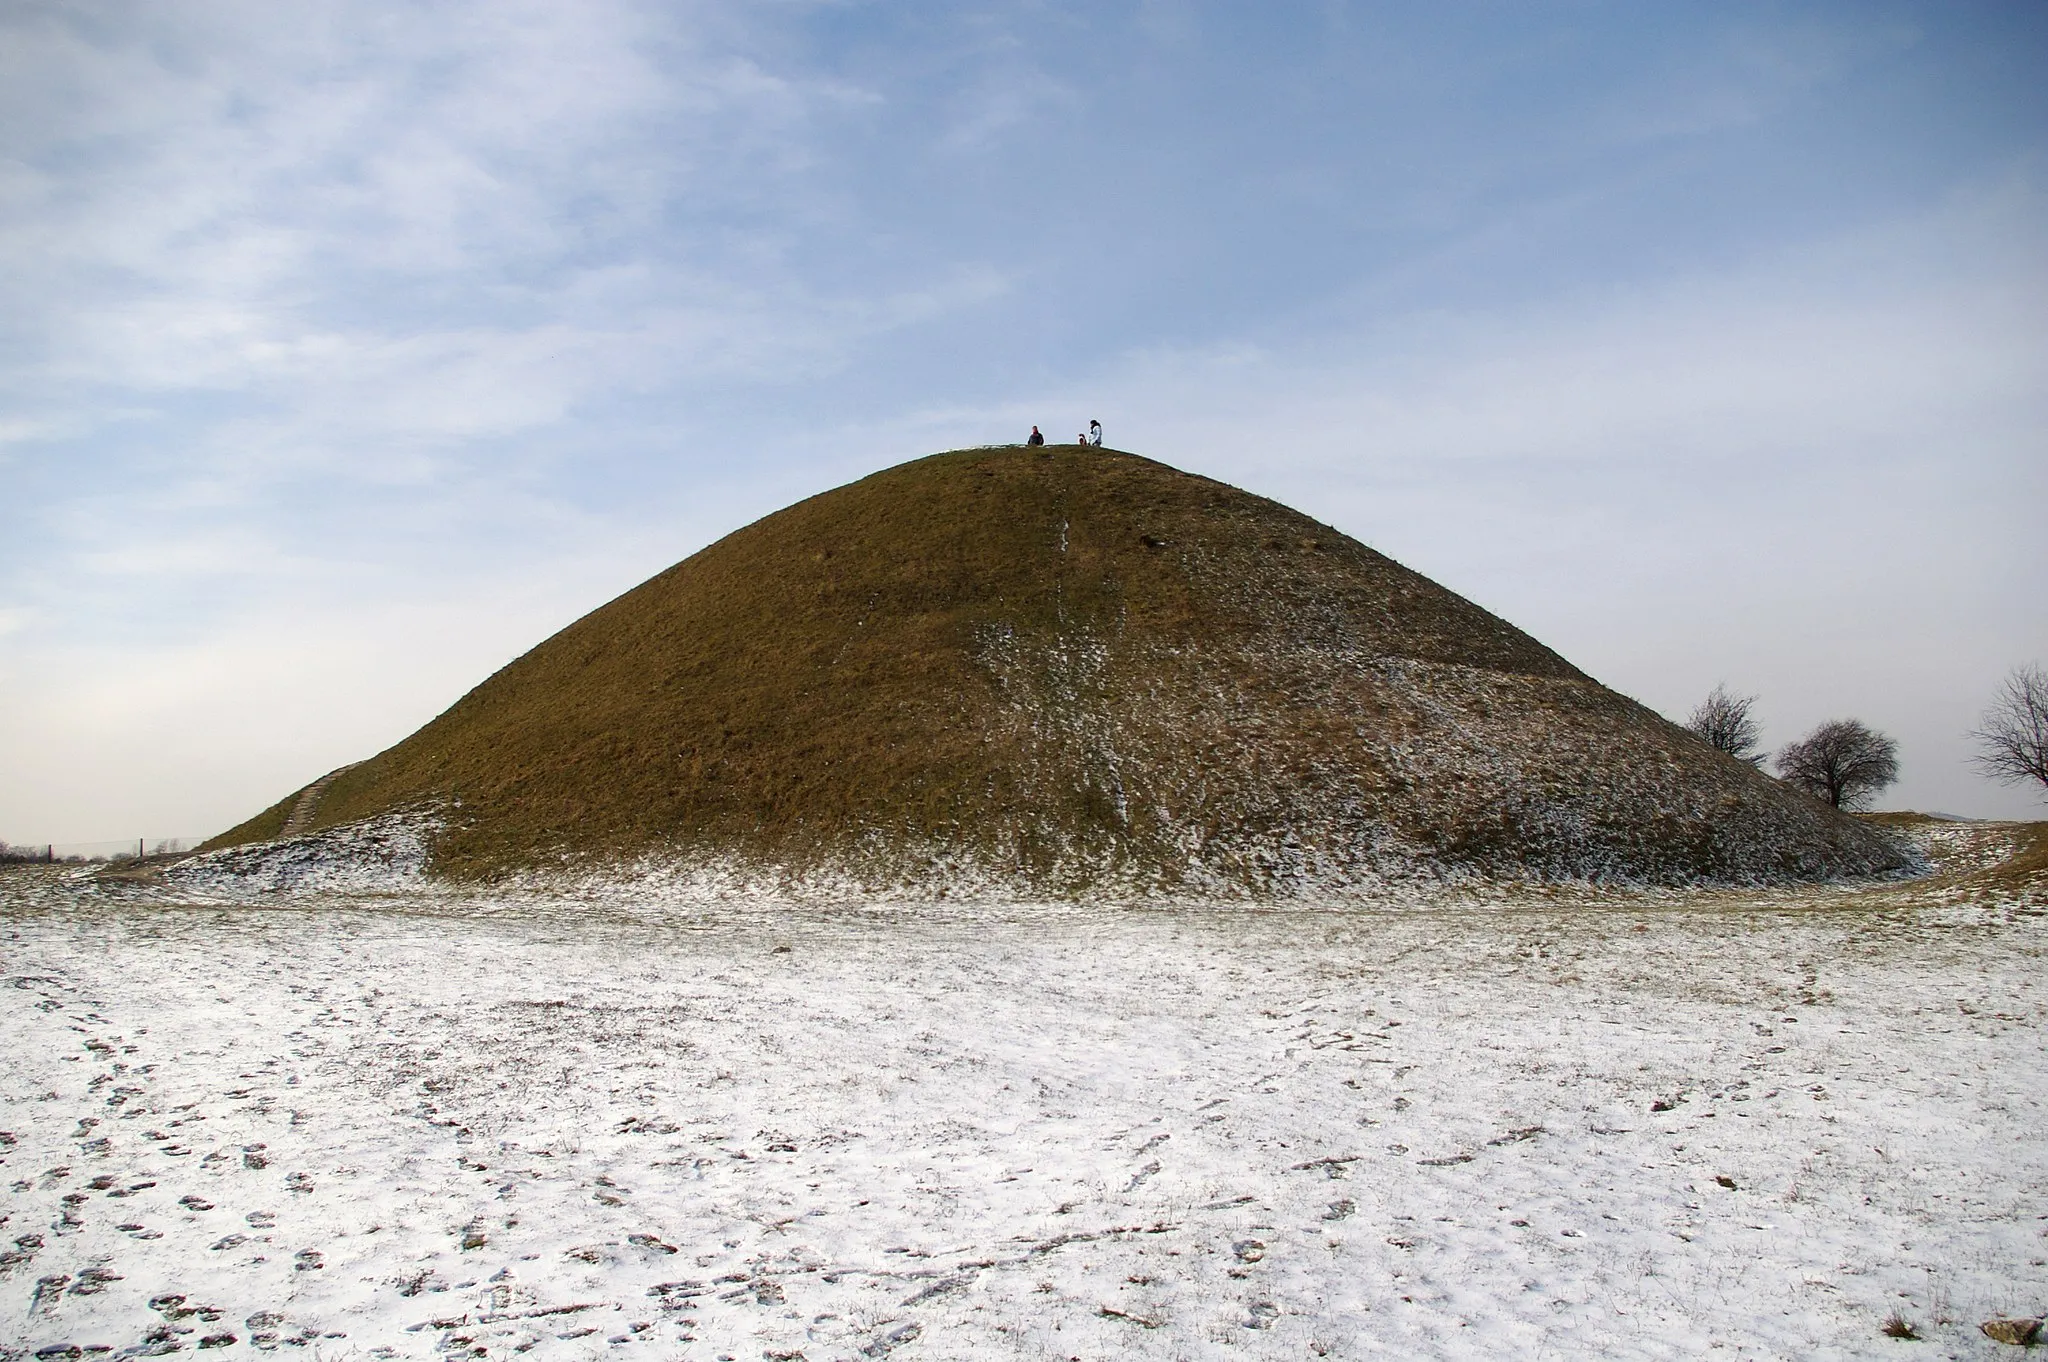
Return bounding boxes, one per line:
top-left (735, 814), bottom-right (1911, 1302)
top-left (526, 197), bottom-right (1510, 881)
top-left (1685, 684), bottom-right (1765, 766)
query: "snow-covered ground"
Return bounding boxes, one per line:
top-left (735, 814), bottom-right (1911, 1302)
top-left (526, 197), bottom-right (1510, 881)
top-left (2, 842), bottom-right (2043, 1360)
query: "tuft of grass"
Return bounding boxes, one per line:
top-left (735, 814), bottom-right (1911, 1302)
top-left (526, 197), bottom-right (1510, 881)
top-left (1881, 1309), bottom-right (1921, 1340)
top-left (201, 446), bottom-right (1909, 892)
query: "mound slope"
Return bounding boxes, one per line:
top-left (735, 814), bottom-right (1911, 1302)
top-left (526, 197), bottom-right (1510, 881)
top-left (206, 447), bottom-right (1904, 896)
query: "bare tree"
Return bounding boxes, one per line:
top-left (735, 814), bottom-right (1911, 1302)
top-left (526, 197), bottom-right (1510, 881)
top-left (1776, 719), bottom-right (1899, 810)
top-left (1971, 663), bottom-right (2048, 797)
top-left (1685, 684), bottom-right (1765, 766)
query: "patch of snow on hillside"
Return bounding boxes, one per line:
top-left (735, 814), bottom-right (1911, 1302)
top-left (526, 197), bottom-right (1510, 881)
top-left (166, 810), bottom-right (441, 898)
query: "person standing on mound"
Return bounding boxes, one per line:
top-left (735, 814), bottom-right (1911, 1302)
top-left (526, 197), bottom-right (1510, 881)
top-left (1089, 419), bottom-right (1102, 447)
top-left (1027, 426), bottom-right (1045, 446)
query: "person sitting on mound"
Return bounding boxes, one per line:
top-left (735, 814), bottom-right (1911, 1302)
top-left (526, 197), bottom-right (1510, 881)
top-left (1027, 426), bottom-right (1045, 446)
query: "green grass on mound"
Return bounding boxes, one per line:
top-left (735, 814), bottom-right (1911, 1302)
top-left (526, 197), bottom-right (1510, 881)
top-left (204, 446), bottom-right (1904, 890)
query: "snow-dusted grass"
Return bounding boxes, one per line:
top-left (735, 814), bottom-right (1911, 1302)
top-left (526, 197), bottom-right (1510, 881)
top-left (2, 857), bottom-right (2042, 1359)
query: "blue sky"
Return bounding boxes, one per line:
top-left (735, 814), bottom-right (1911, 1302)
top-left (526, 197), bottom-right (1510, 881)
top-left (3, 0), bottom-right (2045, 843)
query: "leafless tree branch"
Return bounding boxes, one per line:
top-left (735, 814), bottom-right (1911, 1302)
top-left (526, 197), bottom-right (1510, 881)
top-left (1971, 663), bottom-right (2048, 797)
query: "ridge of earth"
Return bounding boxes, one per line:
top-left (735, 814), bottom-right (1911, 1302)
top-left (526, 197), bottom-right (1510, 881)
top-left (203, 446), bottom-right (1906, 896)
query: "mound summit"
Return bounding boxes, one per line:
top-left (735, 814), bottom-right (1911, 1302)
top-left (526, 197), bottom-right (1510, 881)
top-left (205, 446), bottom-right (1905, 897)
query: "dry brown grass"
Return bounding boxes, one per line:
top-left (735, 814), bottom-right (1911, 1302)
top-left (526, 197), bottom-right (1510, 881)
top-left (1861, 813), bottom-right (2048, 899)
top-left (205, 447), bottom-right (1906, 893)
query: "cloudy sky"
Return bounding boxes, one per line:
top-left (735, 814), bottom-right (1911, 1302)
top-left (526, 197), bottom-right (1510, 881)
top-left (3, 0), bottom-right (2044, 844)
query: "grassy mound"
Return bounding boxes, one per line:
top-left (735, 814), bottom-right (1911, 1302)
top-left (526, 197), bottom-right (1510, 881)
top-left (207, 447), bottom-right (1905, 894)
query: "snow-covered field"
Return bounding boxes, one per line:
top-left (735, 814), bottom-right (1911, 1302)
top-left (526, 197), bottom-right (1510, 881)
top-left (3, 834), bottom-right (2043, 1360)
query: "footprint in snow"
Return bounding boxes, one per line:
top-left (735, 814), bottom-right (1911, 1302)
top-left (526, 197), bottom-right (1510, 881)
top-left (71, 1266), bottom-right (123, 1294)
top-left (628, 1234), bottom-right (679, 1255)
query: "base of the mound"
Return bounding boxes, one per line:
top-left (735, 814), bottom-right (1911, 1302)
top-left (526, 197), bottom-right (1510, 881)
top-left (165, 810), bottom-right (1928, 907)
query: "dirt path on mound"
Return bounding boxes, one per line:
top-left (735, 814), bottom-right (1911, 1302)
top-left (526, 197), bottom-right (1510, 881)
top-left (279, 764), bottom-right (358, 838)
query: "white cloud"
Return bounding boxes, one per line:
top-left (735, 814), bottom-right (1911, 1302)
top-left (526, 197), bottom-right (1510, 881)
top-left (0, 0), bottom-right (934, 416)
